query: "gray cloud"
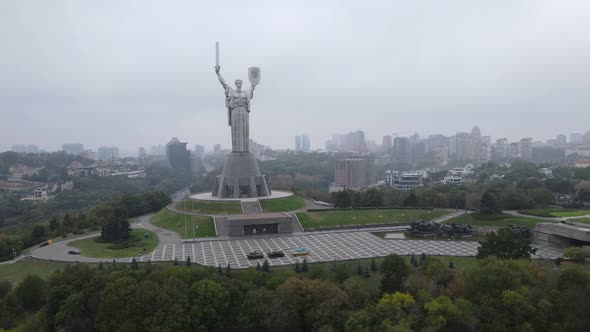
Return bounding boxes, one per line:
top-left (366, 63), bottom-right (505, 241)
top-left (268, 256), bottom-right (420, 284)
top-left (1, 0), bottom-right (590, 153)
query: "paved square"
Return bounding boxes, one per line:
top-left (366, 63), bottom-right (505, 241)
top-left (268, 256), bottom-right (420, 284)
top-left (135, 231), bottom-right (563, 267)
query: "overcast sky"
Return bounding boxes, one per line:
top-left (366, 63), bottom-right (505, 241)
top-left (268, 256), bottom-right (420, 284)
top-left (1, 0), bottom-right (590, 155)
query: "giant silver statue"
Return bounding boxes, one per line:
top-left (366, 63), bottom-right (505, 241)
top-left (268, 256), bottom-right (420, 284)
top-left (211, 42), bottom-right (270, 198)
top-left (214, 42), bottom-right (260, 153)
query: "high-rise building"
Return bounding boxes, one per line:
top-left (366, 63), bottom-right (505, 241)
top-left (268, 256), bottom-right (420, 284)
top-left (382, 135), bottom-right (393, 151)
top-left (493, 138), bottom-right (508, 160)
top-left (150, 145), bottom-right (165, 156)
top-left (62, 143), bottom-right (84, 155)
top-left (392, 137), bottom-right (410, 167)
top-left (302, 135), bottom-right (311, 152)
top-left (213, 144), bottom-right (222, 153)
top-left (334, 155), bottom-right (376, 190)
top-left (166, 138), bottom-right (190, 169)
top-left (556, 134), bottom-right (567, 146)
top-left (295, 136), bottom-right (302, 151)
top-left (97, 146), bottom-right (120, 161)
top-left (520, 138), bottom-right (533, 160)
top-left (194, 145), bottom-right (205, 159)
top-left (11, 144), bottom-right (37, 153)
top-left (570, 133), bottom-right (583, 145)
top-left (455, 132), bottom-right (472, 161)
top-left (509, 142), bottom-right (520, 159)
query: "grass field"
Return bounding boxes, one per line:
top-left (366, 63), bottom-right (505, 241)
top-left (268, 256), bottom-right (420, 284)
top-left (175, 199), bottom-right (242, 215)
top-left (449, 212), bottom-right (546, 228)
top-left (296, 209), bottom-right (450, 228)
top-left (260, 195), bottom-right (306, 212)
top-left (0, 259), bottom-right (71, 285)
top-left (151, 208), bottom-right (216, 238)
top-left (518, 209), bottom-right (589, 218)
top-left (568, 218), bottom-right (590, 224)
top-left (69, 229), bottom-right (159, 258)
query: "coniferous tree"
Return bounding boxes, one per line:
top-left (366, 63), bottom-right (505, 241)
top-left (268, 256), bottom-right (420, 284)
top-left (98, 261), bottom-right (104, 270)
top-left (261, 259), bottom-right (270, 272)
top-left (448, 259), bottom-right (455, 269)
top-left (256, 262), bottom-right (261, 271)
top-left (173, 258), bottom-right (179, 266)
top-left (302, 258), bottom-right (309, 273)
top-left (225, 263), bottom-right (232, 278)
top-left (217, 265), bottom-right (223, 274)
top-left (185, 256), bottom-right (191, 266)
top-left (130, 258), bottom-right (139, 270)
top-left (294, 261), bottom-right (301, 273)
top-left (356, 263), bottom-right (363, 276)
top-left (363, 266), bottom-right (370, 278)
top-left (370, 258), bottom-right (377, 272)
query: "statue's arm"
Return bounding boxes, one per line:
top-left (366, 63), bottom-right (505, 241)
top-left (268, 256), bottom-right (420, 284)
top-left (249, 84), bottom-right (255, 98)
top-left (215, 68), bottom-right (228, 90)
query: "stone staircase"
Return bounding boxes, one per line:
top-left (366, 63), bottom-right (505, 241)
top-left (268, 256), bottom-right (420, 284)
top-left (241, 201), bottom-right (263, 214)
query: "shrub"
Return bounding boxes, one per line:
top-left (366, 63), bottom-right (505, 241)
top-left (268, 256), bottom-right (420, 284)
top-left (564, 246), bottom-right (587, 261)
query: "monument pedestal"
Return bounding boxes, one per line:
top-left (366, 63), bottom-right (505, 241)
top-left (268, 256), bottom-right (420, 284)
top-left (212, 152), bottom-right (271, 198)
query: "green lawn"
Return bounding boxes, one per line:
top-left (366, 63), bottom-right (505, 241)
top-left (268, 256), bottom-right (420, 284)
top-left (551, 211), bottom-right (590, 217)
top-left (449, 212), bottom-right (547, 228)
top-left (569, 218), bottom-right (590, 224)
top-left (296, 209), bottom-right (450, 228)
top-left (175, 199), bottom-right (242, 215)
top-left (69, 229), bottom-right (159, 258)
top-left (151, 208), bottom-right (216, 238)
top-left (0, 259), bottom-right (72, 285)
top-left (260, 195), bottom-right (306, 212)
top-left (518, 209), bottom-right (589, 218)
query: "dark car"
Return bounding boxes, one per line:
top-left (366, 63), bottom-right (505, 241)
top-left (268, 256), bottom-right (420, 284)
top-left (247, 251), bottom-right (264, 259)
top-left (67, 250), bottom-right (80, 255)
top-left (267, 250), bottom-right (285, 258)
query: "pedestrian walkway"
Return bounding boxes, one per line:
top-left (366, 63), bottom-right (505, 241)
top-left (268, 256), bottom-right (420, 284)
top-left (241, 201), bottom-right (263, 213)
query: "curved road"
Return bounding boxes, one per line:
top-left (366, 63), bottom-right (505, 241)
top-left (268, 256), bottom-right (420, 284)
top-left (31, 213), bottom-right (181, 263)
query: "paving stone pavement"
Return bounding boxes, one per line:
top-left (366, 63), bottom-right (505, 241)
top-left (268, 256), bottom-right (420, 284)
top-left (131, 231), bottom-right (562, 268)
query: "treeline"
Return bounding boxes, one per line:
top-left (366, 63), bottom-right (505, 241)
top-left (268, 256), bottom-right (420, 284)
top-left (0, 192), bottom-right (171, 261)
top-left (0, 165), bottom-right (192, 230)
top-left (1, 252), bottom-right (588, 331)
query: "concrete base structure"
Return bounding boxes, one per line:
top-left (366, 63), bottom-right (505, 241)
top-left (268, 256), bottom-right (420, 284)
top-left (212, 152), bottom-right (271, 198)
top-left (534, 222), bottom-right (590, 246)
top-left (224, 213), bottom-right (295, 237)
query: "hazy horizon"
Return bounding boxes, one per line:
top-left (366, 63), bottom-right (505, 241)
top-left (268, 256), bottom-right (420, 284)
top-left (2, 0), bottom-right (590, 153)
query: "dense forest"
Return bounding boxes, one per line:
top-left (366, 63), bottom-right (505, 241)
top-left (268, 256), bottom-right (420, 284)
top-left (1, 252), bottom-right (588, 331)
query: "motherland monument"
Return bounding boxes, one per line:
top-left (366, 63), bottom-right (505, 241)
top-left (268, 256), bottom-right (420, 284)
top-left (211, 42), bottom-right (271, 198)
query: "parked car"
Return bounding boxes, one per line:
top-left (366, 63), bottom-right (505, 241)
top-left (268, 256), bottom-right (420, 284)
top-left (67, 250), bottom-right (80, 255)
top-left (292, 248), bottom-right (310, 256)
top-left (247, 251), bottom-right (264, 259)
top-left (267, 250), bottom-right (285, 258)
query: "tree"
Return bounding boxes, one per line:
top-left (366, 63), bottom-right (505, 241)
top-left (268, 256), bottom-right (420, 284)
top-left (370, 258), bottom-right (377, 272)
top-left (185, 256), bottom-right (192, 266)
top-left (564, 246), bottom-right (586, 261)
top-left (480, 190), bottom-right (500, 214)
top-left (528, 188), bottom-right (554, 207)
top-left (294, 261), bottom-right (301, 273)
top-left (448, 188), bottom-right (467, 209)
top-left (225, 263), bottom-right (232, 278)
top-left (62, 213), bottom-right (75, 233)
top-left (14, 275), bottom-right (47, 310)
top-left (501, 189), bottom-right (529, 210)
top-left (130, 257), bottom-right (139, 270)
top-left (448, 259), bottom-right (455, 269)
top-left (356, 263), bottom-right (363, 276)
top-left (173, 258), bottom-right (179, 266)
top-left (380, 254), bottom-right (409, 293)
top-left (101, 216), bottom-right (131, 242)
top-left (261, 259), bottom-right (270, 273)
top-left (49, 216), bottom-right (60, 231)
top-left (352, 192), bottom-right (362, 208)
top-left (476, 228), bottom-right (537, 260)
top-left (302, 258), bottom-right (309, 272)
top-left (190, 279), bottom-right (230, 331)
top-left (30, 225), bottom-right (47, 244)
top-left (333, 190), bottom-right (352, 208)
top-left (403, 192), bottom-right (418, 207)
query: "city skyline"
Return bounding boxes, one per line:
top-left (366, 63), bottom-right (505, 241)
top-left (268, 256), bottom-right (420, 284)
top-left (2, 1), bottom-right (590, 152)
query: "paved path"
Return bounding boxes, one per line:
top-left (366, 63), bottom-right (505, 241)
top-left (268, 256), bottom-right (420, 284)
top-left (30, 214), bottom-right (182, 263)
top-left (241, 201), bottom-right (262, 213)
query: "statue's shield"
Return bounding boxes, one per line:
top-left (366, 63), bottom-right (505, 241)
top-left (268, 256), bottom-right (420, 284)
top-left (248, 67), bottom-right (261, 86)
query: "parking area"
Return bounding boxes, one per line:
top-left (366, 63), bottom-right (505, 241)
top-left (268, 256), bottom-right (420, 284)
top-left (136, 232), bottom-right (488, 268)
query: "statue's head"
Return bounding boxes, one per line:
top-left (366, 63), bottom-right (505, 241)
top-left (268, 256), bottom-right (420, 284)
top-left (235, 80), bottom-right (242, 90)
